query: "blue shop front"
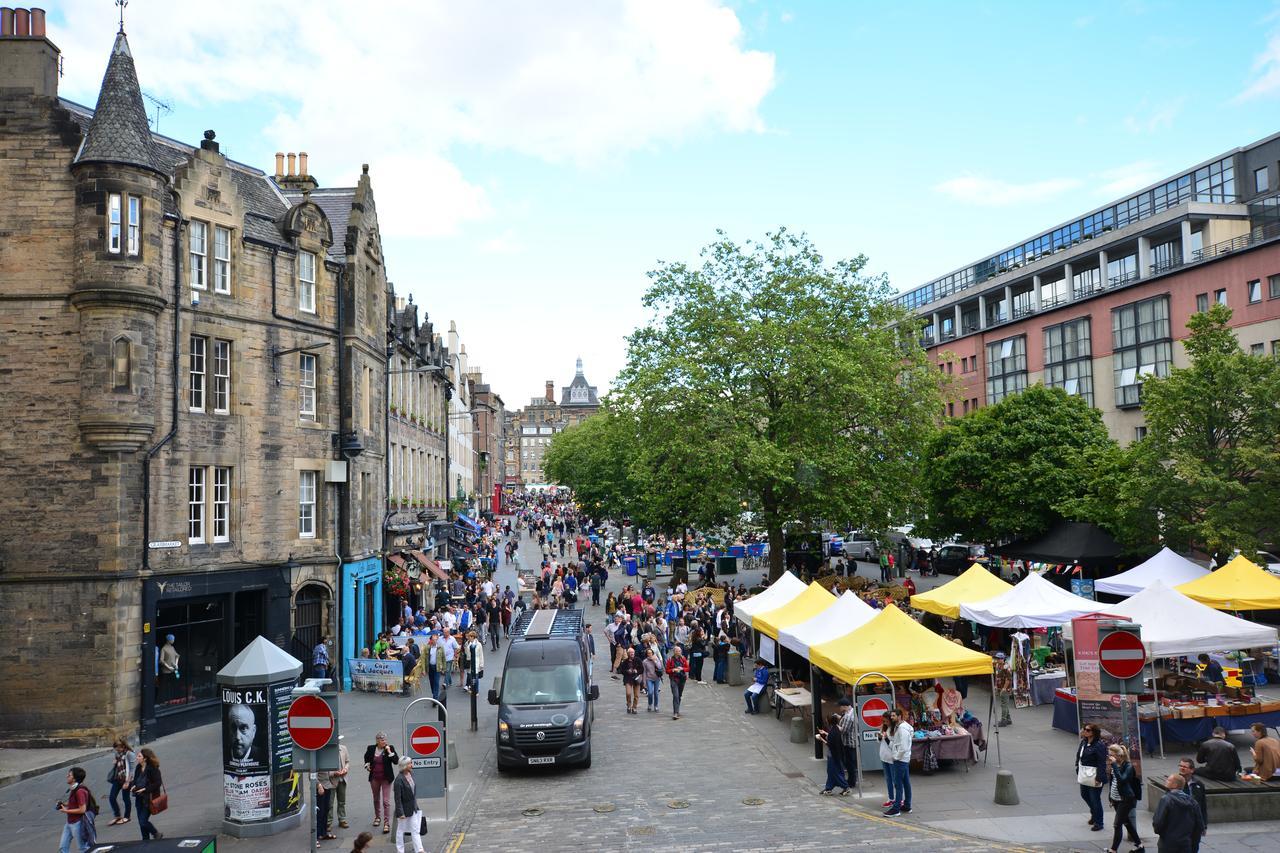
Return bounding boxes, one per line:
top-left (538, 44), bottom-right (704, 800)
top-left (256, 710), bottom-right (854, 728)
top-left (340, 557), bottom-right (382, 690)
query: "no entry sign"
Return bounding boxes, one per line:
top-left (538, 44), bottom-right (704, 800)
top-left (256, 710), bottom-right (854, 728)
top-left (409, 723), bottom-right (442, 757)
top-left (287, 695), bottom-right (334, 751)
top-left (1098, 630), bottom-right (1146, 681)
top-left (860, 697), bottom-right (890, 728)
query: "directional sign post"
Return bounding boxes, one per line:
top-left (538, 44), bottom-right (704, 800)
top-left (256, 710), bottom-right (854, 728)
top-left (409, 723), bottom-right (442, 757)
top-left (860, 697), bottom-right (890, 728)
top-left (402, 696), bottom-right (449, 823)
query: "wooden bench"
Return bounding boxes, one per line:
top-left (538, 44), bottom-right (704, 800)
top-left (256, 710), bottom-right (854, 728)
top-left (1146, 775), bottom-right (1280, 823)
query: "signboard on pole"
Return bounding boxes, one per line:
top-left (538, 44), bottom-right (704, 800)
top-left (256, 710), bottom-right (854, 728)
top-left (287, 695), bottom-right (335, 751)
top-left (1098, 624), bottom-right (1146, 694)
top-left (855, 693), bottom-right (892, 772)
top-left (405, 707), bottom-right (448, 799)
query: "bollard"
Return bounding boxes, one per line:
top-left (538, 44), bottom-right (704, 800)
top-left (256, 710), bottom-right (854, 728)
top-left (993, 769), bottom-right (1019, 805)
top-left (727, 650), bottom-right (744, 686)
top-left (788, 715), bottom-right (807, 744)
top-left (448, 740), bottom-right (460, 770)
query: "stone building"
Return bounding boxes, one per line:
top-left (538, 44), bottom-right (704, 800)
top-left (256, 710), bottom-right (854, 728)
top-left (467, 371), bottom-right (506, 516)
top-left (509, 359), bottom-right (601, 485)
top-left (0, 18), bottom-right (387, 743)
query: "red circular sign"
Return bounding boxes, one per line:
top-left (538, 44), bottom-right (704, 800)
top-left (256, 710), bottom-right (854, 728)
top-left (1099, 630), bottom-right (1146, 680)
top-left (861, 697), bottom-right (890, 728)
top-left (409, 723), bottom-right (442, 757)
top-left (286, 695), bottom-right (334, 751)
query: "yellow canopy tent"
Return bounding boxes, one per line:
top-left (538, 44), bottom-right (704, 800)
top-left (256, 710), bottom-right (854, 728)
top-left (909, 563), bottom-right (1013, 619)
top-left (1175, 554), bottom-right (1280, 611)
top-left (752, 581), bottom-right (837, 640)
top-left (809, 604), bottom-right (994, 684)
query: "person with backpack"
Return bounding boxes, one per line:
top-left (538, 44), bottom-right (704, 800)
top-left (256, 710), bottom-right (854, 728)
top-left (57, 766), bottom-right (97, 853)
top-left (106, 738), bottom-right (134, 826)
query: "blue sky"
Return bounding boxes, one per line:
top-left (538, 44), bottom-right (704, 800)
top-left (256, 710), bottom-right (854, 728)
top-left (49, 1), bottom-right (1280, 406)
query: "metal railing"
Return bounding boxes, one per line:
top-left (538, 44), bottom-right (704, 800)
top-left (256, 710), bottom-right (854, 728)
top-left (1149, 257), bottom-right (1185, 276)
top-left (1192, 221), bottom-right (1280, 263)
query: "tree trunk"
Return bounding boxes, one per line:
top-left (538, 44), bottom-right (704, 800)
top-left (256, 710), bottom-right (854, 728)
top-left (767, 520), bottom-right (785, 583)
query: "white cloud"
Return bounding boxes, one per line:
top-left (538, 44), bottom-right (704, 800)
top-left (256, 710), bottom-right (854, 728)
top-left (1122, 98), bottom-right (1182, 134)
top-left (934, 174), bottom-right (1081, 206)
top-left (54, 0), bottom-right (775, 233)
top-left (1096, 160), bottom-right (1164, 197)
top-left (1237, 32), bottom-right (1280, 101)
top-left (479, 230), bottom-right (527, 255)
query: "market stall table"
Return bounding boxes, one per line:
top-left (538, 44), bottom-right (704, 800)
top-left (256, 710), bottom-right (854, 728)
top-left (774, 686), bottom-right (812, 721)
top-left (1031, 669), bottom-right (1066, 706)
top-left (911, 731), bottom-right (978, 768)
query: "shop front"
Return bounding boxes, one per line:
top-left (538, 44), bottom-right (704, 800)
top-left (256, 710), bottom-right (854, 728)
top-left (340, 556), bottom-right (383, 690)
top-left (142, 566), bottom-right (292, 740)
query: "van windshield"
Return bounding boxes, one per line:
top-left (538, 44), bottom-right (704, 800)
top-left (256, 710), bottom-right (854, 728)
top-left (502, 663), bottom-right (584, 705)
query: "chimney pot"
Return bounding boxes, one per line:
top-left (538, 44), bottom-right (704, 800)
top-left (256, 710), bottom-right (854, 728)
top-left (29, 6), bottom-right (43, 36)
top-left (545, 381), bottom-right (555, 402)
top-left (274, 152), bottom-right (284, 178)
top-left (299, 151), bottom-right (308, 177)
top-left (286, 153), bottom-right (296, 177)
top-left (14, 7), bottom-right (29, 35)
top-left (2, 8), bottom-right (15, 36)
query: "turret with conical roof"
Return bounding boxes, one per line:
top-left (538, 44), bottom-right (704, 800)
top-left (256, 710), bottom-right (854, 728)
top-left (70, 28), bottom-right (169, 453)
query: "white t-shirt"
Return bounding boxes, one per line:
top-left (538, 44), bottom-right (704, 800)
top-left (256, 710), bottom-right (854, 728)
top-left (675, 582), bottom-right (688, 595)
top-left (442, 635), bottom-right (459, 663)
top-left (442, 611), bottom-right (457, 631)
top-left (482, 580), bottom-right (495, 599)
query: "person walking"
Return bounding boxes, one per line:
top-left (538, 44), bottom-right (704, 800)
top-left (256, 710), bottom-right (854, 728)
top-left (1076, 723), bottom-right (1109, 832)
top-left (316, 763), bottom-right (337, 844)
top-left (666, 645), bottom-right (690, 719)
top-left (391, 757), bottom-right (425, 853)
top-left (994, 652), bottom-right (1014, 726)
top-left (462, 630), bottom-right (485, 695)
top-left (325, 738), bottom-right (351, 834)
top-left (745, 659), bottom-right (769, 714)
top-left (712, 632), bottom-right (730, 684)
top-left (1152, 774), bottom-right (1204, 853)
top-left (56, 766), bottom-right (95, 853)
top-left (642, 647), bottom-right (663, 712)
top-left (313, 635), bottom-right (330, 680)
top-left (816, 714), bottom-right (850, 795)
top-left (106, 738), bottom-right (134, 826)
top-left (1106, 744), bottom-right (1144, 853)
top-left (1176, 759), bottom-right (1208, 853)
top-left (364, 732), bottom-right (399, 834)
top-left (129, 748), bottom-right (163, 841)
top-left (618, 647), bottom-right (642, 713)
top-left (688, 628), bottom-right (707, 683)
top-left (884, 708), bottom-right (913, 816)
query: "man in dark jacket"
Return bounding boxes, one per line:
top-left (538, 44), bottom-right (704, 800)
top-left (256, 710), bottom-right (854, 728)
top-left (1153, 774), bottom-right (1205, 853)
top-left (1177, 758), bottom-right (1209, 852)
top-left (1195, 726), bottom-right (1241, 782)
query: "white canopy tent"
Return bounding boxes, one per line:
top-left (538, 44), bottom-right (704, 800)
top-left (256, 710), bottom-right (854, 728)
top-left (959, 571), bottom-right (1104, 628)
top-left (1095, 547), bottom-right (1209, 597)
top-left (1063, 580), bottom-right (1278, 656)
top-left (735, 571), bottom-right (808, 627)
top-left (777, 591), bottom-right (877, 657)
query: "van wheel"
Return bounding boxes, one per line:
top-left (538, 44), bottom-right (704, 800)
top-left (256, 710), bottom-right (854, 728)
top-left (496, 761), bottom-right (510, 774)
top-left (580, 748), bottom-right (592, 769)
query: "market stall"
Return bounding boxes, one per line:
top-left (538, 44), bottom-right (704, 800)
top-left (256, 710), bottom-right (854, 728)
top-left (751, 582), bottom-right (837, 641)
top-left (1095, 547), bottom-right (1209, 597)
top-left (910, 563), bottom-right (1013, 619)
top-left (777, 592), bottom-right (876, 657)
top-left (1175, 554), bottom-right (1280, 611)
top-left (735, 571), bottom-right (808, 628)
top-left (958, 571), bottom-right (1105, 629)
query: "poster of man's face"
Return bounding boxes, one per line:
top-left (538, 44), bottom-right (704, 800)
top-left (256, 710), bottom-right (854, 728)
top-left (222, 690), bottom-right (268, 774)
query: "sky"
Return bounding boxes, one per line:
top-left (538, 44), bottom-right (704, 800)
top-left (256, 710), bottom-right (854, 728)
top-left (47, 1), bottom-right (1280, 408)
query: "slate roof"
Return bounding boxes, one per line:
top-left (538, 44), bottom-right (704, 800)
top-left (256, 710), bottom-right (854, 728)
top-left (560, 359), bottom-right (599, 407)
top-left (283, 187), bottom-right (355, 260)
top-left (73, 32), bottom-right (164, 176)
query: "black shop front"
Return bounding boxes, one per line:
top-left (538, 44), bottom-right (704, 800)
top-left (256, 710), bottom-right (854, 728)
top-left (141, 566), bottom-right (292, 740)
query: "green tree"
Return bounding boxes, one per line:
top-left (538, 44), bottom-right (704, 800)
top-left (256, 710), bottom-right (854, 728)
top-left (616, 229), bottom-right (947, 580)
top-left (1132, 304), bottom-right (1280, 556)
top-left (542, 405), bottom-right (641, 523)
top-left (920, 384), bottom-right (1115, 543)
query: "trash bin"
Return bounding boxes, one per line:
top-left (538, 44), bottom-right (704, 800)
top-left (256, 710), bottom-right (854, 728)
top-left (623, 556), bottom-right (638, 576)
top-left (727, 649), bottom-right (744, 686)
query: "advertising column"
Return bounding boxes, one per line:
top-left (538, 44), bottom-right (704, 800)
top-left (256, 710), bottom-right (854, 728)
top-left (223, 686), bottom-right (272, 821)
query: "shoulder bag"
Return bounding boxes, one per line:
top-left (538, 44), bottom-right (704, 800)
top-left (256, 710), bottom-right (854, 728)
top-left (1076, 764), bottom-right (1098, 787)
top-left (149, 783), bottom-right (169, 815)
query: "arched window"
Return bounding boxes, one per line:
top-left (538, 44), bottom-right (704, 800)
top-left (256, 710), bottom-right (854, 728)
top-left (112, 337), bottom-right (132, 391)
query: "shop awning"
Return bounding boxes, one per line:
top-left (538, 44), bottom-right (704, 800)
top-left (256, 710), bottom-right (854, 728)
top-left (751, 582), bottom-right (837, 640)
top-left (1063, 580), bottom-right (1277, 656)
top-left (410, 550), bottom-right (448, 581)
top-left (809, 604), bottom-right (994, 684)
top-left (735, 571), bottom-right (807, 628)
top-left (910, 563), bottom-right (1014, 619)
top-left (778, 591), bottom-right (877, 657)
top-left (455, 514), bottom-right (483, 534)
top-left (1176, 554), bottom-right (1280, 610)
top-left (1095, 547), bottom-right (1208, 597)
top-left (958, 571), bottom-right (1104, 628)
top-left (387, 553), bottom-right (408, 569)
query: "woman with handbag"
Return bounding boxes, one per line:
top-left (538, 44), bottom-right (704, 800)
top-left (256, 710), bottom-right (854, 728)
top-left (391, 756), bottom-right (426, 853)
top-left (364, 732), bottom-right (399, 834)
top-left (129, 748), bottom-right (164, 840)
top-left (1105, 743), bottom-right (1145, 853)
top-left (106, 738), bottom-right (133, 826)
top-left (1075, 724), bottom-right (1108, 832)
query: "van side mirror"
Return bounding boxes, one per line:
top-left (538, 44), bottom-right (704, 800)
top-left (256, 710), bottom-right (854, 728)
top-left (588, 684), bottom-right (600, 701)
top-left (487, 688), bottom-right (499, 706)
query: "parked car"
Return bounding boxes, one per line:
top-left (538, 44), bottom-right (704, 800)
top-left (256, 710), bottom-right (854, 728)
top-left (933, 543), bottom-right (986, 576)
top-left (1257, 551), bottom-right (1280, 575)
top-left (843, 531), bottom-right (878, 562)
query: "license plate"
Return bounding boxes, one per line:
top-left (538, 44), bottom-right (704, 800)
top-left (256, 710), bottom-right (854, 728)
top-left (527, 756), bottom-right (555, 765)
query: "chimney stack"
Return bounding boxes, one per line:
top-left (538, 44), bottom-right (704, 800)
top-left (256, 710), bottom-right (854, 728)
top-left (545, 381), bottom-right (554, 402)
top-left (0, 7), bottom-right (61, 97)
top-left (274, 151), bottom-right (320, 191)
top-left (274, 152), bottom-right (284, 178)
top-left (298, 151), bottom-right (308, 177)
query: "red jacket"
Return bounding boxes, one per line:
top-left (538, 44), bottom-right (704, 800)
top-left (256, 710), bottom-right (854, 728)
top-left (665, 655), bottom-right (690, 679)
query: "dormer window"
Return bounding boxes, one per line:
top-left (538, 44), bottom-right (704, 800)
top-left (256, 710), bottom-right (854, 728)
top-left (107, 193), bottom-right (141, 256)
